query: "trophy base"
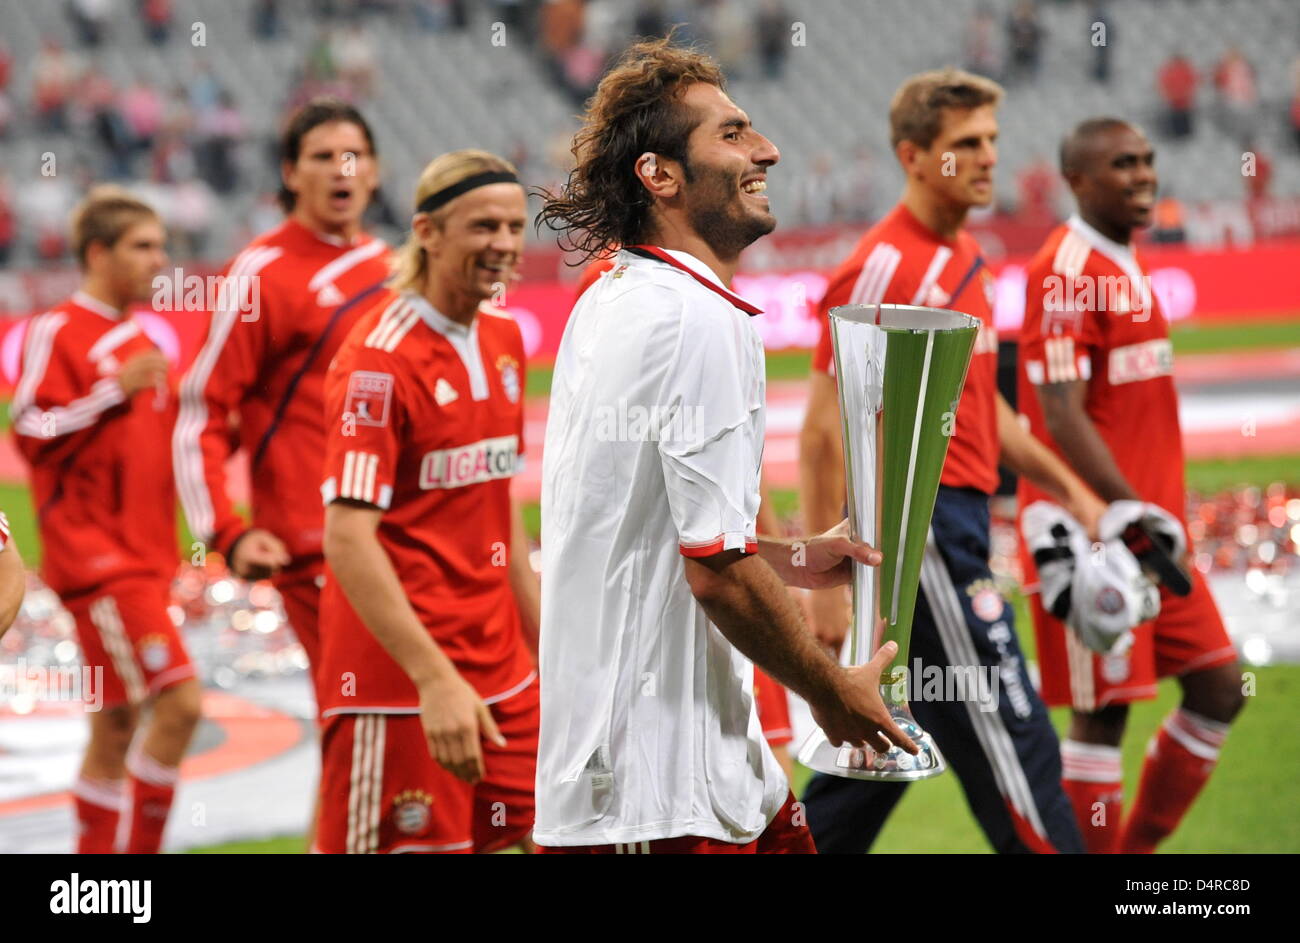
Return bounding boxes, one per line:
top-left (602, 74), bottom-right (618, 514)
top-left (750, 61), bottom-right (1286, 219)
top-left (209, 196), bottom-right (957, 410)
top-left (796, 704), bottom-right (946, 782)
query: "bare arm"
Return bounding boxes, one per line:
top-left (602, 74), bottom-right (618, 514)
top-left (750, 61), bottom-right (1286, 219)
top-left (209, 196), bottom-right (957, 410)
top-left (1034, 380), bottom-right (1140, 503)
top-left (508, 499), bottom-right (541, 659)
top-left (684, 549), bottom-right (915, 754)
top-left (323, 500), bottom-right (502, 783)
top-left (0, 540), bottom-right (25, 639)
top-left (997, 392), bottom-right (1107, 534)
top-left (798, 370), bottom-right (853, 649)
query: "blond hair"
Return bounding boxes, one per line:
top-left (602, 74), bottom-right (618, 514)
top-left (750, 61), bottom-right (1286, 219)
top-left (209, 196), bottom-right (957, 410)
top-left (389, 149), bottom-right (520, 293)
top-left (889, 68), bottom-right (1004, 150)
top-left (70, 185), bottom-right (160, 267)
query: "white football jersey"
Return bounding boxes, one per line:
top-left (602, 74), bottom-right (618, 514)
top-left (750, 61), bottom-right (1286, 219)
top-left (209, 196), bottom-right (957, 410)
top-left (535, 247), bottom-right (788, 847)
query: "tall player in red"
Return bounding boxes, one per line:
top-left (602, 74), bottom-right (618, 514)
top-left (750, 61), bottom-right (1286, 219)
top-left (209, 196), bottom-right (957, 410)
top-left (13, 188), bottom-right (200, 853)
top-left (799, 70), bottom-right (1104, 854)
top-left (173, 98), bottom-right (391, 690)
top-left (317, 150), bottom-right (540, 854)
top-left (1018, 118), bottom-right (1242, 853)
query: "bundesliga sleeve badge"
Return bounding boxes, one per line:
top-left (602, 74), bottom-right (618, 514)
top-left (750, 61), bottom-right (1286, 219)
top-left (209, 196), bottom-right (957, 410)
top-left (345, 371), bottom-right (394, 427)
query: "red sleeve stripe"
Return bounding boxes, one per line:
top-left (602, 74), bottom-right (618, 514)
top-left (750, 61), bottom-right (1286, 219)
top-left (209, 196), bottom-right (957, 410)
top-left (13, 376), bottom-right (126, 438)
top-left (0, 511), bottom-right (10, 547)
top-left (173, 245), bottom-right (282, 542)
top-left (308, 238), bottom-right (386, 293)
top-left (848, 243), bottom-right (902, 307)
top-left (908, 245), bottom-right (955, 306)
top-left (1053, 231), bottom-right (1091, 278)
top-left (679, 536), bottom-right (758, 558)
top-left (1045, 336), bottom-right (1079, 383)
top-left (9, 311), bottom-right (68, 423)
top-left (339, 450), bottom-right (380, 504)
top-left (365, 298), bottom-right (420, 352)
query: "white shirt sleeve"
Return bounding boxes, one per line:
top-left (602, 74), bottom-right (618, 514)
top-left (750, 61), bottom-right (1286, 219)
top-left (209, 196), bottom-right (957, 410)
top-left (656, 301), bottom-right (761, 558)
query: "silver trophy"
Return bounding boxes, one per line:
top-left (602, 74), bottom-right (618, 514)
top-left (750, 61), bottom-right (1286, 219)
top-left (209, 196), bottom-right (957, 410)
top-left (798, 304), bottom-right (980, 781)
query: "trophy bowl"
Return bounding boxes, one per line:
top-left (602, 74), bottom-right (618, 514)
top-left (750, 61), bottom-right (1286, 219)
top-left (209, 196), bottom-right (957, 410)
top-left (797, 304), bottom-right (980, 782)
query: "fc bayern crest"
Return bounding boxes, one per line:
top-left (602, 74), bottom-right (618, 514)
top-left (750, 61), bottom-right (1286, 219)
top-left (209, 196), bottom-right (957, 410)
top-left (138, 635), bottom-right (172, 672)
top-left (391, 790), bottom-right (433, 835)
top-left (497, 355), bottom-right (521, 404)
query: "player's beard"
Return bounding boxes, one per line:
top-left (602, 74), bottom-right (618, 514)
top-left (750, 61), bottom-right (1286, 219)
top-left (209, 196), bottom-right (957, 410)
top-left (684, 158), bottom-right (776, 259)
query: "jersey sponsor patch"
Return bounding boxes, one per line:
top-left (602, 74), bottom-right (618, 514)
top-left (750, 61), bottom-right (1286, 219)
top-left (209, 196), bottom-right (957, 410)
top-left (419, 434), bottom-right (519, 490)
top-left (1107, 338), bottom-right (1173, 385)
top-left (345, 371), bottom-right (393, 427)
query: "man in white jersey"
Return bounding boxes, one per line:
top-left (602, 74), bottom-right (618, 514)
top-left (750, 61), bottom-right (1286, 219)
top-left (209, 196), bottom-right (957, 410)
top-left (532, 39), bottom-right (914, 854)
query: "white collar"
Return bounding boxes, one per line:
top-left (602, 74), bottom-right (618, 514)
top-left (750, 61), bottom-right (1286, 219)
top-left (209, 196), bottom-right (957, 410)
top-left (72, 290), bottom-right (126, 321)
top-left (620, 246), bottom-right (763, 316)
top-left (404, 291), bottom-right (475, 338)
top-left (1066, 213), bottom-right (1143, 284)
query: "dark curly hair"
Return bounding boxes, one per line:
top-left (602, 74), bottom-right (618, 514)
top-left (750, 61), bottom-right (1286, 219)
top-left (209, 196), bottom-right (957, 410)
top-left (534, 37), bottom-right (725, 263)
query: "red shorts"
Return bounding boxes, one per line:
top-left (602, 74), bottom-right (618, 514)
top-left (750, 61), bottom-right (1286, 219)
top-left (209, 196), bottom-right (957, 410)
top-left (64, 577), bottom-right (196, 710)
top-left (754, 667), bottom-right (792, 746)
top-left (275, 575), bottom-right (321, 695)
top-left (538, 792), bottom-right (816, 854)
top-left (1031, 573), bottom-right (1237, 711)
top-left (316, 675), bottom-right (538, 854)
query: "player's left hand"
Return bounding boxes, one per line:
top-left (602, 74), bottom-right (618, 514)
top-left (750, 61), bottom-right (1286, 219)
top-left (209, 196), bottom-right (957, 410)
top-left (787, 519), bottom-right (882, 590)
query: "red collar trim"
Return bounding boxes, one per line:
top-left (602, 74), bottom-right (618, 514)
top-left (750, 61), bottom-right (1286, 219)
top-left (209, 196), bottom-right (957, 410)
top-left (625, 245), bottom-right (763, 316)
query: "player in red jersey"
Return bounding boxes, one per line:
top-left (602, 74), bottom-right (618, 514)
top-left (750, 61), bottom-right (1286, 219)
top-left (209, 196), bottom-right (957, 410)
top-left (1018, 118), bottom-right (1242, 853)
top-left (316, 150), bottom-right (540, 854)
top-left (0, 512), bottom-right (25, 638)
top-left (13, 188), bottom-right (200, 853)
top-left (799, 70), bottom-right (1106, 854)
top-left (173, 98), bottom-right (391, 690)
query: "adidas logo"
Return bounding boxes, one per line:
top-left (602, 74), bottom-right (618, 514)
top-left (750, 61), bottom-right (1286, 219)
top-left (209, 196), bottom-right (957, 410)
top-left (924, 284), bottom-right (951, 307)
top-left (316, 283), bottom-right (345, 307)
top-left (435, 377), bottom-right (459, 406)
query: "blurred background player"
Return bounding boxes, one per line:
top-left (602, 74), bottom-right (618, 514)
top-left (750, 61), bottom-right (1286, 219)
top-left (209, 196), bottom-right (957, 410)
top-left (173, 98), bottom-right (390, 696)
top-left (0, 513), bottom-right (24, 638)
top-left (798, 69), bottom-right (1104, 854)
top-left (318, 150), bottom-right (539, 854)
top-left (12, 187), bottom-right (200, 853)
top-left (534, 38), bottom-right (914, 855)
top-left (1017, 118), bottom-right (1244, 854)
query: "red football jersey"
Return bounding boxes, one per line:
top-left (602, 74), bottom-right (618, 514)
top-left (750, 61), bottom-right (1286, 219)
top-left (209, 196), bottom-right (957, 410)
top-left (812, 204), bottom-right (1001, 495)
top-left (174, 219), bottom-right (391, 565)
top-left (317, 290), bottom-right (534, 715)
top-left (12, 292), bottom-right (178, 595)
top-left (574, 255), bottom-right (615, 300)
top-left (1017, 217), bottom-right (1186, 522)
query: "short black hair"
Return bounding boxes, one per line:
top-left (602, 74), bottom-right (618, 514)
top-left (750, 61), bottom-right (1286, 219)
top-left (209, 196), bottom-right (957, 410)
top-left (1059, 117), bottom-right (1135, 176)
top-left (277, 97), bottom-right (378, 212)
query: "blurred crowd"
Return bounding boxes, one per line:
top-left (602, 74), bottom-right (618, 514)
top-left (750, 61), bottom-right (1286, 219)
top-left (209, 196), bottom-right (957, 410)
top-left (1, 0), bottom-right (1298, 266)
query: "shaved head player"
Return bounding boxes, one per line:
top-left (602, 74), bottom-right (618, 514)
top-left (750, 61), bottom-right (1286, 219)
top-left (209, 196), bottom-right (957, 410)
top-left (1018, 118), bottom-right (1243, 853)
